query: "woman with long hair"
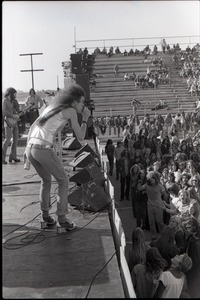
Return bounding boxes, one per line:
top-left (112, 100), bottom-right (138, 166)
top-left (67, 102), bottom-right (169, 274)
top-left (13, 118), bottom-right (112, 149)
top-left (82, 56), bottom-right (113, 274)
top-left (150, 225), bottom-right (180, 269)
top-left (24, 84), bottom-right (90, 230)
top-left (105, 138), bottom-right (115, 176)
top-left (131, 247), bottom-right (167, 298)
top-left (128, 227), bottom-right (150, 273)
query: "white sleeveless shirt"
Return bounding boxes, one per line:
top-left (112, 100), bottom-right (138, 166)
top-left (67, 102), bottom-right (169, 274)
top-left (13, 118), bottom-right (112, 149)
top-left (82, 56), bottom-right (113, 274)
top-left (29, 110), bottom-right (68, 145)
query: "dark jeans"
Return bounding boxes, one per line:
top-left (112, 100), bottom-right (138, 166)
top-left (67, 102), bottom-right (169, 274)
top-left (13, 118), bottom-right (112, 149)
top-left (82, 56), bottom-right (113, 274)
top-left (135, 199), bottom-right (148, 228)
top-left (120, 175), bottom-right (130, 200)
top-left (107, 156), bottom-right (114, 175)
top-left (131, 186), bottom-right (137, 217)
top-left (115, 160), bottom-right (120, 180)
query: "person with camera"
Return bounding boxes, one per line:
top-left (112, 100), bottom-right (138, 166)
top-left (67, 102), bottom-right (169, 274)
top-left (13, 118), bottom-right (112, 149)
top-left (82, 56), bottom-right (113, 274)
top-left (24, 84), bottom-right (90, 230)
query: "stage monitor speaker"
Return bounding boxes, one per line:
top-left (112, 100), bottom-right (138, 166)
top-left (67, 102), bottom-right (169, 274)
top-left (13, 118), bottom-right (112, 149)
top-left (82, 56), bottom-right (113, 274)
top-left (68, 181), bottom-right (111, 212)
top-left (75, 143), bottom-right (98, 158)
top-left (75, 74), bottom-right (90, 102)
top-left (69, 162), bottom-right (104, 185)
top-left (69, 151), bottom-right (94, 168)
top-left (62, 137), bottom-right (82, 150)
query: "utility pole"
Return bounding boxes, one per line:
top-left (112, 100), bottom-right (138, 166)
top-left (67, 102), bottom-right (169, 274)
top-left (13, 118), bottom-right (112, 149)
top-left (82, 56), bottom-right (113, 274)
top-left (19, 52), bottom-right (44, 90)
top-left (57, 75), bottom-right (59, 90)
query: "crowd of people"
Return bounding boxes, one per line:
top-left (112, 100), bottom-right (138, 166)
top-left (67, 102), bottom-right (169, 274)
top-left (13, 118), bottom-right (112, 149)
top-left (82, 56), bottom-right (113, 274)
top-left (95, 108), bottom-right (200, 139)
top-left (176, 47), bottom-right (200, 97)
top-left (103, 112), bottom-right (200, 297)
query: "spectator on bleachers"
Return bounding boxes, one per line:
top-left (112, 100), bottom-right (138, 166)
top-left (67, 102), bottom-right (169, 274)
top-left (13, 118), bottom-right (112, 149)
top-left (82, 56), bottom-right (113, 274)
top-left (124, 73), bottom-right (131, 81)
top-left (129, 48), bottom-right (134, 56)
top-left (93, 47), bottom-right (101, 56)
top-left (161, 38), bottom-right (167, 53)
top-left (115, 46), bottom-right (121, 54)
top-left (114, 64), bottom-right (119, 75)
top-left (153, 45), bottom-right (158, 55)
top-left (107, 46), bottom-right (113, 57)
top-left (131, 247), bottom-right (167, 298)
top-left (123, 49), bottom-right (128, 56)
top-left (102, 47), bottom-right (107, 54)
top-left (77, 48), bottom-right (83, 54)
top-left (128, 227), bottom-right (150, 273)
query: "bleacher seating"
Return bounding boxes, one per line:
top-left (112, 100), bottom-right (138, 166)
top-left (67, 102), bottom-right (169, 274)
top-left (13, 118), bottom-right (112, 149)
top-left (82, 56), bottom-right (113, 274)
top-left (91, 52), bottom-right (198, 118)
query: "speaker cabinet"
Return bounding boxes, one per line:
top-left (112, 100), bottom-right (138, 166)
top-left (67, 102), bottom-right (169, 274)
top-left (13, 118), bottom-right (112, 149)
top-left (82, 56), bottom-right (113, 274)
top-left (75, 143), bottom-right (98, 158)
top-left (75, 74), bottom-right (90, 102)
top-left (69, 162), bottom-right (105, 185)
top-left (69, 151), bottom-right (94, 168)
top-left (62, 137), bottom-right (82, 150)
top-left (68, 181), bottom-right (111, 212)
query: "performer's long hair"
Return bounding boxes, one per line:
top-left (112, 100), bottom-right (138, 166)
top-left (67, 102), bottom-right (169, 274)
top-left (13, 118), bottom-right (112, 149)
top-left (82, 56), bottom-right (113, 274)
top-left (38, 84), bottom-right (85, 126)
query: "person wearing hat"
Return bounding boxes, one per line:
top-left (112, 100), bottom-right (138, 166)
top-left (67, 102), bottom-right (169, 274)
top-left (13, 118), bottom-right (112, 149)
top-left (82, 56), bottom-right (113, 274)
top-left (2, 87), bottom-right (21, 164)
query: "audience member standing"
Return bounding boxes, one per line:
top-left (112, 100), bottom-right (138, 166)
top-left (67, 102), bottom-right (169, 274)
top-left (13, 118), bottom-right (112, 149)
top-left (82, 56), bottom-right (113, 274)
top-left (128, 227), bottom-right (150, 273)
top-left (138, 170), bottom-right (167, 240)
top-left (114, 64), bottom-right (119, 75)
top-left (105, 139), bottom-right (115, 176)
top-left (2, 87), bottom-right (21, 164)
top-left (114, 141), bottom-right (124, 180)
top-left (130, 164), bottom-right (141, 217)
top-left (161, 38), bottom-right (167, 53)
top-left (119, 149), bottom-right (132, 201)
top-left (150, 225), bottom-right (180, 269)
top-left (131, 247), bottom-right (167, 298)
top-left (153, 253), bottom-right (192, 298)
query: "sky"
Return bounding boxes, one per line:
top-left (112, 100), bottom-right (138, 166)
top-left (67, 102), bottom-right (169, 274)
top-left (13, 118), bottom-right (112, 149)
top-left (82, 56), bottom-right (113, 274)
top-left (2, 0), bottom-right (200, 92)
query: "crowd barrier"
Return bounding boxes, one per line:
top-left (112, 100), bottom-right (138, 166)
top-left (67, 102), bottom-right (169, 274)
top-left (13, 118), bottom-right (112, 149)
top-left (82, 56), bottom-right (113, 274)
top-left (96, 136), bottom-right (136, 298)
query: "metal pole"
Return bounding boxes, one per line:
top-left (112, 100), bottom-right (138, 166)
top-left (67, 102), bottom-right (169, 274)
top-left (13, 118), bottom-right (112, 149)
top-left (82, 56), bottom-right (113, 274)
top-left (57, 75), bottom-right (59, 89)
top-left (30, 54), bottom-right (34, 89)
top-left (74, 26), bottom-right (76, 53)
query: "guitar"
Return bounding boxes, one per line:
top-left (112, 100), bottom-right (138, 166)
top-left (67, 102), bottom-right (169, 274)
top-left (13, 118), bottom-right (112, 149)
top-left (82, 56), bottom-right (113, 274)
top-left (4, 104), bottom-right (34, 128)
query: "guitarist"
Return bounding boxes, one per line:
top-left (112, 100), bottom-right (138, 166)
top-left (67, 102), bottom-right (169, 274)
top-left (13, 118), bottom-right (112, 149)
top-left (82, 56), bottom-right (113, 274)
top-left (25, 88), bottom-right (44, 125)
top-left (2, 87), bottom-right (21, 164)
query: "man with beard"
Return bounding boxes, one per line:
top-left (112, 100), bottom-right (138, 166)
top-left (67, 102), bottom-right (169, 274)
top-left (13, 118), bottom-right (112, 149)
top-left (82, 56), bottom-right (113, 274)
top-left (2, 87), bottom-right (21, 164)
